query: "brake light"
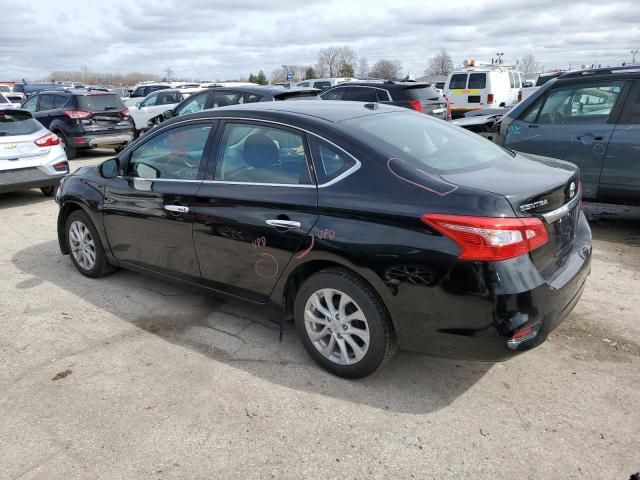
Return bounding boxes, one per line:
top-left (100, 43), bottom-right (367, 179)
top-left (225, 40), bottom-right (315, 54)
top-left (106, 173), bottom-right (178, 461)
top-left (445, 96), bottom-right (452, 120)
top-left (407, 99), bottom-right (423, 112)
top-left (63, 109), bottom-right (91, 119)
top-left (421, 214), bottom-right (549, 261)
top-left (121, 108), bottom-right (130, 117)
top-left (578, 181), bottom-right (583, 210)
top-left (487, 93), bottom-right (494, 104)
top-left (518, 89), bottom-right (522, 102)
top-left (34, 132), bottom-right (60, 147)
top-left (53, 161), bottom-right (68, 172)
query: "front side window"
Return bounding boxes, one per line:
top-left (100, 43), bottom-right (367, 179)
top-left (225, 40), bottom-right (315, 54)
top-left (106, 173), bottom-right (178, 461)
top-left (308, 136), bottom-right (357, 184)
top-left (535, 81), bottom-right (625, 125)
top-left (54, 95), bottom-right (69, 108)
top-left (38, 94), bottom-right (55, 111)
top-left (211, 91), bottom-right (262, 108)
top-left (468, 73), bottom-right (487, 89)
top-left (22, 95), bottom-right (38, 112)
top-left (449, 74), bottom-right (467, 89)
top-left (127, 123), bottom-right (213, 180)
top-left (313, 81), bottom-right (331, 90)
top-left (215, 122), bottom-right (310, 185)
top-left (130, 87), bottom-right (145, 98)
top-left (140, 92), bottom-right (159, 107)
top-left (320, 87), bottom-right (348, 100)
top-left (346, 87), bottom-right (379, 102)
top-left (176, 92), bottom-right (208, 116)
top-left (156, 91), bottom-right (182, 105)
top-left (619, 85), bottom-right (640, 124)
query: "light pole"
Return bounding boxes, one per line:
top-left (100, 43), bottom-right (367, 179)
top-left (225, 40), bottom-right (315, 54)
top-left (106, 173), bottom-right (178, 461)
top-left (632, 50), bottom-right (639, 64)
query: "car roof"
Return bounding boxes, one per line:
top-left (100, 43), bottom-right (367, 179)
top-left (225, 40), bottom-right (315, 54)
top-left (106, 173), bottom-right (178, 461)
top-left (207, 85), bottom-right (318, 95)
top-left (36, 89), bottom-right (120, 96)
top-left (557, 66), bottom-right (640, 81)
top-left (166, 100), bottom-right (405, 124)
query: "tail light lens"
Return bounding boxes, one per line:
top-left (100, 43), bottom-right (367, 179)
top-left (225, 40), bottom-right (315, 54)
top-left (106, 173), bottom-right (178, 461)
top-left (518, 89), bottom-right (523, 102)
top-left (421, 214), bottom-right (549, 261)
top-left (487, 93), bottom-right (494, 104)
top-left (445, 96), bottom-right (452, 120)
top-left (53, 161), bottom-right (68, 172)
top-left (578, 181), bottom-right (583, 210)
top-left (407, 99), bottom-right (423, 112)
top-left (121, 108), bottom-right (130, 117)
top-left (34, 132), bottom-right (60, 147)
top-left (63, 109), bottom-right (92, 119)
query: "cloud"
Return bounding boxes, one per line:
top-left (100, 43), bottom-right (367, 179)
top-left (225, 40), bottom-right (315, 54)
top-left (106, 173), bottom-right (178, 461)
top-left (1, 0), bottom-right (638, 82)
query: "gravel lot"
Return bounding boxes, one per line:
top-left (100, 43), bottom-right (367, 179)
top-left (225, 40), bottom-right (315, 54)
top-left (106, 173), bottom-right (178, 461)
top-left (1, 151), bottom-right (638, 479)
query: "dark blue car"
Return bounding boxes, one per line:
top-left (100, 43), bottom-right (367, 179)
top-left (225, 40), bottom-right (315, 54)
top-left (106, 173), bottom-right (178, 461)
top-left (499, 67), bottom-right (640, 205)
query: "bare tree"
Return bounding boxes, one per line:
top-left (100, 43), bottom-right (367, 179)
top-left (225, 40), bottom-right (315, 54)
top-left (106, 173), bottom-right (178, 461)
top-left (369, 59), bottom-right (403, 80)
top-left (357, 57), bottom-right (369, 78)
top-left (519, 52), bottom-right (541, 78)
top-left (426, 49), bottom-right (454, 76)
top-left (317, 45), bottom-right (357, 77)
top-left (50, 69), bottom-right (160, 86)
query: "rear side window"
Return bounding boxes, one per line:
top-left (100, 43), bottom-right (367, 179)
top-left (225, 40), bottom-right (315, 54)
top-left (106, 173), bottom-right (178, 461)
top-left (468, 73), bottom-right (487, 89)
top-left (394, 86), bottom-right (440, 101)
top-left (344, 111), bottom-right (511, 173)
top-left (619, 84), bottom-right (640, 124)
top-left (0, 94), bottom-right (8, 104)
top-left (212, 91), bottom-right (262, 107)
top-left (346, 87), bottom-right (379, 102)
top-left (76, 94), bottom-right (125, 111)
top-left (313, 81), bottom-right (331, 90)
top-left (508, 72), bottom-right (516, 88)
top-left (38, 94), bottom-right (55, 111)
top-left (176, 92), bottom-right (209, 115)
top-left (0, 111), bottom-right (41, 135)
top-left (308, 136), bottom-right (357, 184)
top-left (320, 87), bottom-right (348, 100)
top-left (54, 95), bottom-right (69, 108)
top-left (449, 74), bottom-right (467, 89)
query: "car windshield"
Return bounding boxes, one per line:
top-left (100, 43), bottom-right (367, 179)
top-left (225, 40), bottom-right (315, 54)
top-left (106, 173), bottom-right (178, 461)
top-left (0, 94), bottom-right (8, 104)
top-left (0, 112), bottom-right (41, 136)
top-left (0, 86), bottom-right (10, 92)
top-left (343, 111), bottom-right (511, 173)
top-left (76, 94), bottom-right (125, 111)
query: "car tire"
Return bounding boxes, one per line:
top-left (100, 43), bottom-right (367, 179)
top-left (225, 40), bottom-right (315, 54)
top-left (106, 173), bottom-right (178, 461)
top-left (58, 132), bottom-right (76, 160)
top-left (294, 268), bottom-right (396, 378)
top-left (40, 185), bottom-right (57, 196)
top-left (65, 210), bottom-right (117, 278)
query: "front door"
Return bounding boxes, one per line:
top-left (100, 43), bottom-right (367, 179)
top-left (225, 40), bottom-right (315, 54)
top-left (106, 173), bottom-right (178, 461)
top-left (102, 121), bottom-right (217, 280)
top-left (193, 120), bottom-right (319, 302)
top-left (599, 80), bottom-right (640, 203)
top-left (505, 79), bottom-right (628, 200)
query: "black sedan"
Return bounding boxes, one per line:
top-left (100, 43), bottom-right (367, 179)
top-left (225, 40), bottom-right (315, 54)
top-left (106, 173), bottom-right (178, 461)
top-left (55, 101), bottom-right (591, 378)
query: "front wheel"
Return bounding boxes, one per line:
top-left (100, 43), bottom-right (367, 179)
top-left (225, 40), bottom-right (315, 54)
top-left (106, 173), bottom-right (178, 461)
top-left (40, 185), bottom-right (57, 196)
top-left (65, 210), bottom-right (117, 278)
top-left (294, 268), bottom-right (396, 378)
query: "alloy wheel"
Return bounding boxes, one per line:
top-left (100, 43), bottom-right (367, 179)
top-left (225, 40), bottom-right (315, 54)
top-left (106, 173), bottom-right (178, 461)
top-left (69, 220), bottom-right (96, 271)
top-left (304, 288), bottom-right (370, 365)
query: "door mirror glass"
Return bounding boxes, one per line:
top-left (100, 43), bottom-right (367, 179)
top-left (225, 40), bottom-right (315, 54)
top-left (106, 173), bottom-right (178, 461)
top-left (135, 102), bottom-right (141, 108)
top-left (100, 158), bottom-right (120, 178)
top-left (163, 109), bottom-right (174, 119)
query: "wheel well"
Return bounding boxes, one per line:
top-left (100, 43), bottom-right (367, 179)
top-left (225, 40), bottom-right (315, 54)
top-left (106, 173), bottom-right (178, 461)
top-left (499, 102), bottom-right (506, 107)
top-left (57, 202), bottom-right (84, 254)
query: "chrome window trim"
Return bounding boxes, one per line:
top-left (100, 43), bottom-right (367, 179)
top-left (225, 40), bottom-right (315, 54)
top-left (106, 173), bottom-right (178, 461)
top-left (541, 193), bottom-right (580, 223)
top-left (132, 115), bottom-right (362, 188)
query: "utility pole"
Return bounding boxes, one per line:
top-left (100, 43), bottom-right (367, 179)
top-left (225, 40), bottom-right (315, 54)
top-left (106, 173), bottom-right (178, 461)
top-left (632, 50), bottom-right (639, 64)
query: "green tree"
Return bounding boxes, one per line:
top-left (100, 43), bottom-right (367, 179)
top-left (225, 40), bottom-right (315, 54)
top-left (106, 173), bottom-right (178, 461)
top-left (339, 63), bottom-right (355, 77)
top-left (256, 70), bottom-right (268, 85)
top-left (248, 73), bottom-right (256, 83)
top-left (304, 67), bottom-right (317, 80)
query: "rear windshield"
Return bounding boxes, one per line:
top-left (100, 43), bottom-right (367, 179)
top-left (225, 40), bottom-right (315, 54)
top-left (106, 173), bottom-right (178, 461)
top-left (449, 74), bottom-right (467, 89)
top-left (274, 90), bottom-right (319, 101)
top-left (535, 73), bottom-right (561, 87)
top-left (343, 111), bottom-right (510, 173)
top-left (0, 86), bottom-right (10, 92)
top-left (0, 112), bottom-right (41, 136)
top-left (0, 95), bottom-right (8, 104)
top-left (468, 73), bottom-right (487, 89)
top-left (395, 85), bottom-right (441, 101)
top-left (76, 94), bottom-right (125, 111)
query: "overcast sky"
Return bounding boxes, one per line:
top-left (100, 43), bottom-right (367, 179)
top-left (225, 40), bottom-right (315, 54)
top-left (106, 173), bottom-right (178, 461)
top-left (2, 0), bottom-right (638, 81)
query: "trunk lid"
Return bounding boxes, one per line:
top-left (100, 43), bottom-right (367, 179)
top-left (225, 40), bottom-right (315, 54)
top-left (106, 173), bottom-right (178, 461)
top-left (441, 152), bottom-right (580, 275)
top-left (75, 94), bottom-right (132, 134)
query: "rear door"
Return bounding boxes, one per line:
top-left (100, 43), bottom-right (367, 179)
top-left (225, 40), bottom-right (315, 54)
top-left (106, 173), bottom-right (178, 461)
top-left (75, 94), bottom-right (132, 136)
top-left (192, 120), bottom-right (318, 302)
top-left (598, 79), bottom-right (640, 203)
top-left (33, 94), bottom-right (56, 128)
top-left (102, 120), bottom-right (217, 280)
top-left (446, 73), bottom-right (470, 116)
top-left (504, 79), bottom-right (629, 200)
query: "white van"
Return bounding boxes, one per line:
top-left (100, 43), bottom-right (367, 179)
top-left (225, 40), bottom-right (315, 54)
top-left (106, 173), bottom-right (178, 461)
top-left (445, 62), bottom-right (524, 118)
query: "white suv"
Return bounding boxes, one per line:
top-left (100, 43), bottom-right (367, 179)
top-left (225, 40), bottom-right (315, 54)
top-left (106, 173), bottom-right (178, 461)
top-left (128, 89), bottom-right (186, 132)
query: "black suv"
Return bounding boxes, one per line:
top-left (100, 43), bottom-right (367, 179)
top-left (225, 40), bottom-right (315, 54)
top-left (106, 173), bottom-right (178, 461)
top-left (320, 81), bottom-right (449, 120)
top-left (21, 90), bottom-right (134, 159)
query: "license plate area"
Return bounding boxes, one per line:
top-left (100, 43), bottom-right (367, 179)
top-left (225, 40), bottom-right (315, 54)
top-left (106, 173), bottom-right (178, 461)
top-left (468, 95), bottom-right (481, 103)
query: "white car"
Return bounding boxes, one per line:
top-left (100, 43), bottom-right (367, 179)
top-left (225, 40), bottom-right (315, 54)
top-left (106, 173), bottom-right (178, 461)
top-left (0, 109), bottom-right (69, 195)
top-left (0, 92), bottom-right (22, 109)
top-left (297, 77), bottom-right (358, 90)
top-left (123, 82), bottom-right (173, 107)
top-left (128, 88), bottom-right (186, 131)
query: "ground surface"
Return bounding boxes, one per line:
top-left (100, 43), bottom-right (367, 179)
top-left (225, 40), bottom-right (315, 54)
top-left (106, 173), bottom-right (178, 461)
top-left (1, 150), bottom-right (638, 479)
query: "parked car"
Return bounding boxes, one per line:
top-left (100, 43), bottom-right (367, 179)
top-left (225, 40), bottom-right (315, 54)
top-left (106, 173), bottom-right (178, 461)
top-left (499, 66), bottom-right (640, 206)
top-left (146, 86), bottom-right (319, 128)
top-left (56, 100), bottom-right (591, 378)
top-left (520, 71), bottom-right (568, 102)
top-left (297, 77), bottom-right (358, 90)
top-left (124, 83), bottom-right (173, 106)
top-left (5, 93), bottom-right (25, 104)
top-left (128, 88), bottom-right (186, 133)
top-left (0, 93), bottom-right (21, 109)
top-left (0, 109), bottom-right (68, 195)
top-left (320, 80), bottom-right (449, 120)
top-left (12, 83), bottom-right (65, 98)
top-left (445, 61), bottom-right (525, 118)
top-left (21, 89), bottom-right (134, 159)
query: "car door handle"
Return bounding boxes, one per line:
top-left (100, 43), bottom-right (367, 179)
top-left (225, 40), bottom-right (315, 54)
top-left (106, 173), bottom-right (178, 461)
top-left (164, 205), bottom-right (189, 213)
top-left (266, 219), bottom-right (301, 230)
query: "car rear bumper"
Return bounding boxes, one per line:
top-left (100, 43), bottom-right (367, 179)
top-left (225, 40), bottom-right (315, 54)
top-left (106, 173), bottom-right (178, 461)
top-left (73, 132), bottom-right (133, 148)
top-left (0, 167), bottom-right (66, 193)
top-left (390, 211), bottom-right (592, 361)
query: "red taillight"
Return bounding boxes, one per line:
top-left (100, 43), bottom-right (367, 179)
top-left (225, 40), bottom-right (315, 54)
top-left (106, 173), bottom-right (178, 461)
top-left (34, 132), bottom-right (60, 147)
top-left (518, 89), bottom-right (522, 102)
top-left (407, 99), bottom-right (423, 112)
top-left (445, 96), bottom-right (452, 120)
top-left (487, 93), bottom-right (494, 104)
top-left (63, 109), bottom-right (91, 119)
top-left (578, 181), bottom-right (583, 210)
top-left (121, 108), bottom-right (130, 117)
top-left (421, 214), bottom-right (549, 261)
top-left (53, 161), bottom-right (68, 172)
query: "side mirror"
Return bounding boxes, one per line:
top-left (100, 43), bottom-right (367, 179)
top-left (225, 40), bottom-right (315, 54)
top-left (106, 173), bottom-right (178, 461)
top-left (163, 109), bottom-right (175, 119)
top-left (99, 158), bottom-right (120, 178)
top-left (135, 102), bottom-right (141, 108)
